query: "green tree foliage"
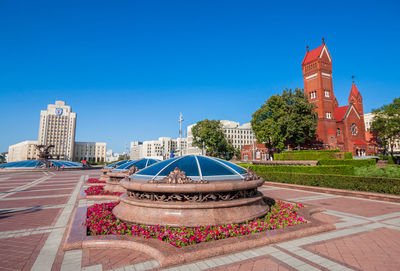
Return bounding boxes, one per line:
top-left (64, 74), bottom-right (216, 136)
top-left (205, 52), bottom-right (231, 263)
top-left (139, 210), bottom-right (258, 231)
top-left (251, 88), bottom-right (317, 150)
top-left (370, 97), bottom-right (400, 156)
top-left (191, 119), bottom-right (235, 159)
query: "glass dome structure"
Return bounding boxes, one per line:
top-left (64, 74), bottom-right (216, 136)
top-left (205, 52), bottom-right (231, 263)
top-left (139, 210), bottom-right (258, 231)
top-left (105, 160), bottom-right (131, 169)
top-left (0, 160), bottom-right (82, 169)
top-left (112, 158), bottom-right (160, 172)
top-left (132, 155), bottom-right (247, 181)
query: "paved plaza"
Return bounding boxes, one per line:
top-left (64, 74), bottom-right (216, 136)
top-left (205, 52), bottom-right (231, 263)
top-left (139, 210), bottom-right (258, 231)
top-left (0, 170), bottom-right (399, 270)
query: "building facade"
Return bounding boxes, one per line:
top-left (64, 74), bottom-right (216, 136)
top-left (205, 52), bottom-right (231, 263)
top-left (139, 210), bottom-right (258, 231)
top-left (186, 120), bottom-right (256, 155)
top-left (73, 142), bottom-right (107, 163)
top-left (302, 40), bottom-right (373, 155)
top-left (105, 149), bottom-right (120, 163)
top-left (241, 143), bottom-right (270, 161)
top-left (7, 140), bottom-right (40, 162)
top-left (130, 137), bottom-right (187, 160)
top-left (38, 101), bottom-right (77, 160)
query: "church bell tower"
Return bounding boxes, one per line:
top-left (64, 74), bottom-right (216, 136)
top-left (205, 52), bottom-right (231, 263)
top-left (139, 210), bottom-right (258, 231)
top-left (302, 38), bottom-right (337, 147)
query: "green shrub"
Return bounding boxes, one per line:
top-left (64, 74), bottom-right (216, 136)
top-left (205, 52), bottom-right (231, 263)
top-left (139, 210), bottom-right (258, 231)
top-left (378, 155), bottom-right (399, 164)
top-left (344, 152), bottom-right (353, 159)
top-left (355, 165), bottom-right (400, 178)
top-left (289, 149), bottom-right (340, 153)
top-left (255, 171), bottom-right (400, 195)
top-left (240, 164), bottom-right (354, 175)
top-left (274, 151), bottom-right (353, 161)
top-left (318, 159), bottom-right (376, 167)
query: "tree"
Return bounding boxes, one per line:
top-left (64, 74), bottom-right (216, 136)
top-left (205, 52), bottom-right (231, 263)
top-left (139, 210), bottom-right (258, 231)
top-left (370, 97), bottom-right (400, 156)
top-left (0, 152), bottom-right (7, 164)
top-left (251, 88), bottom-right (317, 150)
top-left (191, 119), bottom-right (235, 159)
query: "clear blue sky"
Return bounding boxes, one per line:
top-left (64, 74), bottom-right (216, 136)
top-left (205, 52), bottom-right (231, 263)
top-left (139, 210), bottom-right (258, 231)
top-left (1, 0), bottom-right (399, 153)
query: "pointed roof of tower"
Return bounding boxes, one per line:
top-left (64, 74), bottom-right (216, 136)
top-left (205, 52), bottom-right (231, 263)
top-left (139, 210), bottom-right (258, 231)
top-left (302, 39), bottom-right (332, 65)
top-left (349, 83), bottom-right (361, 98)
top-left (302, 44), bottom-right (324, 65)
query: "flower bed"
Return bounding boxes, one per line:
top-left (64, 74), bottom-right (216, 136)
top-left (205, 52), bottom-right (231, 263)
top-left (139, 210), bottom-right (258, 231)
top-left (84, 186), bottom-right (122, 196)
top-left (85, 200), bottom-right (307, 248)
top-left (87, 178), bottom-right (106, 184)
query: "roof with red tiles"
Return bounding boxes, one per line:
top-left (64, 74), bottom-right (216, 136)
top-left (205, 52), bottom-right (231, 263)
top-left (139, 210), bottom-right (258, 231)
top-left (302, 44), bottom-right (324, 65)
top-left (334, 105), bottom-right (349, 122)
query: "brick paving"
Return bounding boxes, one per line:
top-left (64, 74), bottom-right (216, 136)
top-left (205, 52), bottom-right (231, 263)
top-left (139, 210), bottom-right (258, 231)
top-left (1, 169), bottom-right (400, 270)
top-left (81, 248), bottom-right (152, 270)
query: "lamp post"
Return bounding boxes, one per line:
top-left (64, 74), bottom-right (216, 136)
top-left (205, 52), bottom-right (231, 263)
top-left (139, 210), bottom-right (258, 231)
top-left (178, 113), bottom-right (184, 156)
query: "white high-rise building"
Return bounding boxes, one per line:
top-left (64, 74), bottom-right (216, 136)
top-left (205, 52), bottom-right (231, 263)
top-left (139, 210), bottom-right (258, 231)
top-left (7, 140), bottom-right (39, 162)
top-left (186, 120), bottom-right (256, 154)
top-left (74, 142), bottom-right (107, 163)
top-left (38, 101), bottom-right (76, 160)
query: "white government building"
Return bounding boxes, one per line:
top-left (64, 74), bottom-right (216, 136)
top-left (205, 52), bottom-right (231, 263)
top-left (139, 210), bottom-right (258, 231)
top-left (8, 101), bottom-right (107, 163)
top-left (130, 137), bottom-right (187, 161)
top-left (186, 120), bottom-right (256, 155)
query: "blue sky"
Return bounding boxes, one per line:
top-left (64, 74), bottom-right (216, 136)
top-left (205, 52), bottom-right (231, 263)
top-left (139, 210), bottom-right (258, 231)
top-left (1, 0), bottom-right (399, 153)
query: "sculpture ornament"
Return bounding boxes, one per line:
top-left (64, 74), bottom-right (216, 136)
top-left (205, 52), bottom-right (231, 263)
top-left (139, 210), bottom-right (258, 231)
top-left (245, 167), bottom-right (260, 181)
top-left (149, 167), bottom-right (208, 184)
top-left (127, 165), bottom-right (138, 175)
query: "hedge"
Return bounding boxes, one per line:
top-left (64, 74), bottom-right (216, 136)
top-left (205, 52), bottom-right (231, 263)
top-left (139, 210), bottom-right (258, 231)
top-left (240, 164), bottom-right (355, 175)
top-left (256, 171), bottom-right (400, 195)
top-left (318, 159), bottom-right (376, 167)
top-left (274, 151), bottom-right (353, 161)
top-left (288, 149), bottom-right (340, 153)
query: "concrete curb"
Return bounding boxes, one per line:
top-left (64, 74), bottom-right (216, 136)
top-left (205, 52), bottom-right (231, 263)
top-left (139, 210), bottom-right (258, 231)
top-left (263, 182), bottom-right (400, 203)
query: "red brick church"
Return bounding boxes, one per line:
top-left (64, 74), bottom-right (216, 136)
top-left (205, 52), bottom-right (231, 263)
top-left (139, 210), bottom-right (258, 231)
top-left (302, 39), bottom-right (374, 155)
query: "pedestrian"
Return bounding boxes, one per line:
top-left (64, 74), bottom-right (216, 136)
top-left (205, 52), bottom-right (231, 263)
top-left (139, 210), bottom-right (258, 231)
top-left (62, 164), bottom-right (65, 171)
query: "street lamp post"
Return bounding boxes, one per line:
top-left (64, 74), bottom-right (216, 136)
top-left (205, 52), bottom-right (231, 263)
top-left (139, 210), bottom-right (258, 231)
top-left (178, 113), bottom-right (184, 156)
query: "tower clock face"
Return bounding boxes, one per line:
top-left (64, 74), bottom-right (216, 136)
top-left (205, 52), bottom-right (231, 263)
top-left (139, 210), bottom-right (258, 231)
top-left (351, 123), bottom-right (358, 136)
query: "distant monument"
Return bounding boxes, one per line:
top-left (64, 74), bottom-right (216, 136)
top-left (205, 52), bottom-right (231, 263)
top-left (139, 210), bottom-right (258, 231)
top-left (34, 144), bottom-right (55, 161)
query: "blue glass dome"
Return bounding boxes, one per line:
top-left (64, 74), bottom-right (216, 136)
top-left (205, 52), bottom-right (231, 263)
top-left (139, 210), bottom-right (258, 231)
top-left (112, 158), bottom-right (160, 172)
top-left (105, 160), bottom-right (131, 169)
top-left (132, 155), bottom-right (247, 181)
top-left (0, 160), bottom-right (82, 169)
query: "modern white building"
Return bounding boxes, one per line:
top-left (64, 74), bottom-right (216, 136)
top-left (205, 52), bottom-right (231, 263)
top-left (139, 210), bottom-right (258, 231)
top-left (7, 140), bottom-right (40, 162)
top-left (364, 112), bottom-right (400, 153)
top-left (220, 120), bottom-right (256, 149)
top-left (73, 142), bottom-right (107, 163)
top-left (186, 120), bottom-right (256, 154)
top-left (130, 137), bottom-right (187, 160)
top-left (38, 101), bottom-right (77, 160)
top-left (105, 149), bottom-right (120, 163)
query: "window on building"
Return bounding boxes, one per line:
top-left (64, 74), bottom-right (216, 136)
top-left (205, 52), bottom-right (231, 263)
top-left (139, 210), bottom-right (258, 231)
top-left (326, 112), bottom-right (331, 119)
top-left (310, 92), bottom-right (316, 99)
top-left (351, 123), bottom-right (358, 136)
top-left (324, 90), bottom-right (330, 97)
top-left (337, 128), bottom-right (341, 136)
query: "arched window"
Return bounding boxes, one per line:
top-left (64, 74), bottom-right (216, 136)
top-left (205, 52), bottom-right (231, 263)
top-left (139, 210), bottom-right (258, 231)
top-left (337, 128), bottom-right (341, 136)
top-left (350, 123), bottom-right (358, 136)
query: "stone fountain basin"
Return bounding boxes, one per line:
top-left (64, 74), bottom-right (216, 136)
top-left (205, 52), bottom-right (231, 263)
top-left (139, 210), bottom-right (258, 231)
top-left (104, 171), bottom-right (129, 193)
top-left (120, 178), bottom-right (264, 193)
top-left (108, 171), bottom-right (128, 178)
top-left (113, 178), bottom-right (269, 227)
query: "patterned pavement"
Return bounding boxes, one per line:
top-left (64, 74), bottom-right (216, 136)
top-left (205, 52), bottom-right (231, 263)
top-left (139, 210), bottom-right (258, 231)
top-left (1, 170), bottom-right (400, 270)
